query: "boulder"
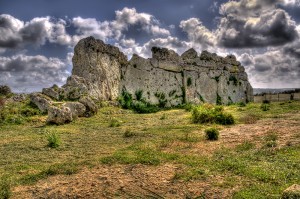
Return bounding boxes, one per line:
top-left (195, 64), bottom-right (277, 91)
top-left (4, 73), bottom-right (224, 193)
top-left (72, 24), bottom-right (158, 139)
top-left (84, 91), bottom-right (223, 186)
top-left (79, 96), bottom-right (98, 116)
top-left (64, 102), bottom-right (86, 118)
top-left (282, 184), bottom-right (300, 199)
top-left (181, 48), bottom-right (198, 60)
top-left (151, 47), bottom-right (181, 62)
top-left (72, 36), bottom-right (127, 100)
top-left (42, 84), bottom-right (61, 100)
top-left (30, 93), bottom-right (52, 113)
top-left (47, 106), bottom-right (73, 125)
top-left (62, 75), bottom-right (89, 100)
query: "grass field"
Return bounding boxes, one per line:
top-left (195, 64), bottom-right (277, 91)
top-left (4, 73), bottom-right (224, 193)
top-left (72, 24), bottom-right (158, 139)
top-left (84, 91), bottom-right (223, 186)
top-left (0, 99), bottom-right (300, 198)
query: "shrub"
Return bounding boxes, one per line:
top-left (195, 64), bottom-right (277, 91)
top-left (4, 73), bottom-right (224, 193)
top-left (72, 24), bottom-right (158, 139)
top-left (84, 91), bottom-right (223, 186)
top-left (260, 104), bottom-right (270, 111)
top-left (192, 104), bottom-right (235, 125)
top-left (240, 113), bottom-right (259, 124)
top-left (131, 101), bottom-right (159, 113)
top-left (135, 90), bottom-right (143, 101)
top-left (237, 102), bottom-right (246, 107)
top-left (118, 90), bottom-right (133, 109)
top-left (205, 127), bottom-right (219, 140)
top-left (109, 118), bottom-right (121, 127)
top-left (0, 85), bottom-right (12, 96)
top-left (262, 100), bottom-right (270, 104)
top-left (47, 132), bottom-right (61, 148)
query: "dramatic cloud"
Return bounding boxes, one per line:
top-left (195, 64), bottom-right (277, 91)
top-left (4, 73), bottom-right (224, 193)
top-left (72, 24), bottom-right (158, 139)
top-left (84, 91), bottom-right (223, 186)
top-left (180, 18), bottom-right (216, 48)
top-left (217, 0), bottom-right (298, 48)
top-left (0, 54), bottom-right (70, 92)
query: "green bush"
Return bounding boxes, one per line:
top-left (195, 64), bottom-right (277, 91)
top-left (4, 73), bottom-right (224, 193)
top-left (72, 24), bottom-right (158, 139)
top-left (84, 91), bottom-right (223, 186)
top-left (118, 90), bottom-right (133, 109)
top-left (135, 90), bottom-right (143, 101)
top-left (237, 102), bottom-right (246, 107)
top-left (261, 104), bottom-right (270, 111)
top-left (47, 132), bottom-right (61, 148)
top-left (192, 104), bottom-right (235, 125)
top-left (205, 127), bottom-right (219, 140)
top-left (131, 101), bottom-right (159, 113)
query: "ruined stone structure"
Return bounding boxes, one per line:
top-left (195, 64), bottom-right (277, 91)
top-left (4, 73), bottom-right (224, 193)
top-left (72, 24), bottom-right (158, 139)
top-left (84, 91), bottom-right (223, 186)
top-left (31, 36), bottom-right (254, 124)
top-left (72, 37), bottom-right (253, 106)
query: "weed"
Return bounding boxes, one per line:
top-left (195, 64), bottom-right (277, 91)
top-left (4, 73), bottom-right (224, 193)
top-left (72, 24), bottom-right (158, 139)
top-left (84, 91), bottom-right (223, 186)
top-left (123, 130), bottom-right (135, 138)
top-left (187, 77), bottom-right (192, 86)
top-left (47, 131), bottom-right (61, 148)
top-left (264, 132), bottom-right (278, 148)
top-left (135, 90), bottom-right (143, 101)
top-left (118, 90), bottom-right (133, 109)
top-left (205, 127), bottom-right (219, 141)
top-left (160, 114), bottom-right (167, 120)
top-left (0, 176), bottom-right (11, 199)
top-left (261, 103), bottom-right (270, 111)
top-left (192, 104), bottom-right (235, 125)
top-left (109, 118), bottom-right (121, 127)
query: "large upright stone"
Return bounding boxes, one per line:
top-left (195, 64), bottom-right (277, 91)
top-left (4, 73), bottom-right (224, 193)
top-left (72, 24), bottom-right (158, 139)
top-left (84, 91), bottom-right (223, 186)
top-left (72, 36), bottom-right (127, 101)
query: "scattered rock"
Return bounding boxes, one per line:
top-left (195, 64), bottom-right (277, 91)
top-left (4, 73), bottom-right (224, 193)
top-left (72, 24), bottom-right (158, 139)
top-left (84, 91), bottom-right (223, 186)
top-left (12, 94), bottom-right (27, 102)
top-left (282, 184), bottom-right (300, 199)
top-left (47, 106), bottom-right (73, 125)
top-left (42, 84), bottom-right (61, 100)
top-left (64, 102), bottom-right (86, 118)
top-left (30, 93), bottom-right (52, 113)
top-left (79, 96), bottom-right (98, 117)
top-left (62, 75), bottom-right (88, 100)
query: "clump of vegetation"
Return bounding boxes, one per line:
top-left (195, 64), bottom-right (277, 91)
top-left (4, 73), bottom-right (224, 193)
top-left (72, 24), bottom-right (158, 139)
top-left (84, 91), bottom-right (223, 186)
top-left (216, 94), bottom-right (222, 105)
top-left (192, 104), bottom-right (235, 125)
top-left (123, 129), bottom-right (135, 138)
top-left (118, 90), bottom-right (159, 113)
top-left (187, 77), bottom-right (192, 86)
top-left (261, 103), bottom-right (270, 111)
top-left (135, 89), bottom-right (143, 101)
top-left (160, 114), bottom-right (167, 120)
top-left (264, 132), bottom-right (278, 148)
top-left (205, 127), bottom-right (219, 141)
top-left (47, 131), bottom-right (61, 148)
top-left (109, 118), bottom-right (121, 127)
top-left (0, 85), bottom-right (12, 96)
top-left (262, 100), bottom-right (270, 104)
top-left (0, 176), bottom-right (11, 199)
top-left (237, 102), bottom-right (246, 107)
top-left (155, 92), bottom-right (167, 108)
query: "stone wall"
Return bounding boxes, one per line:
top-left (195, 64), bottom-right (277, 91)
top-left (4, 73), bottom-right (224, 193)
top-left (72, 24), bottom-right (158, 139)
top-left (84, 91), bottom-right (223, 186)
top-left (71, 37), bottom-right (253, 106)
top-left (121, 47), bottom-right (253, 106)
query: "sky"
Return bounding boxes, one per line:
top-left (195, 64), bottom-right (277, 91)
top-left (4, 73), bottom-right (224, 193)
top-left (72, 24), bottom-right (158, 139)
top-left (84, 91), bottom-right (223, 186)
top-left (0, 0), bottom-right (300, 92)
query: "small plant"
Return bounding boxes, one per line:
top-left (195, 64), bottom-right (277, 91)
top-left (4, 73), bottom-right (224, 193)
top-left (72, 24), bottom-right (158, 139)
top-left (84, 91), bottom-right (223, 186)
top-left (160, 114), bottom-right (167, 120)
top-left (205, 127), bottom-right (219, 141)
top-left (123, 129), bottom-right (135, 138)
top-left (47, 132), bottom-right (61, 148)
top-left (187, 77), bottom-right (192, 86)
top-left (264, 132), bottom-right (278, 148)
top-left (0, 176), bottom-right (11, 199)
top-left (216, 94), bottom-right (222, 105)
top-left (135, 90), bottom-right (143, 101)
top-left (109, 118), bottom-right (121, 127)
top-left (261, 103), bottom-right (270, 111)
top-left (118, 90), bottom-right (133, 109)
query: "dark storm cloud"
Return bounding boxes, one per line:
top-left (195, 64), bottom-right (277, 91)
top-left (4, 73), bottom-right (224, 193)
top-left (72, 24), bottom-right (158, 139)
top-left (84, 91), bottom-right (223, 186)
top-left (218, 5), bottom-right (298, 48)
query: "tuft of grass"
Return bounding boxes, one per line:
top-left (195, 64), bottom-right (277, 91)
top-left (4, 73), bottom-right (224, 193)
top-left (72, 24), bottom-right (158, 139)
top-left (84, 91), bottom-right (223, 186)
top-left (205, 127), bottom-right (219, 141)
top-left (47, 131), bottom-right (61, 148)
top-left (240, 113), bottom-right (260, 124)
top-left (261, 103), bottom-right (270, 111)
top-left (236, 141), bottom-right (255, 152)
top-left (0, 176), bottom-right (11, 199)
top-left (192, 104), bottom-right (235, 125)
top-left (264, 132), bottom-right (278, 148)
top-left (160, 114), bottom-right (167, 120)
top-left (123, 129), bottom-right (135, 138)
top-left (109, 118), bottom-right (121, 127)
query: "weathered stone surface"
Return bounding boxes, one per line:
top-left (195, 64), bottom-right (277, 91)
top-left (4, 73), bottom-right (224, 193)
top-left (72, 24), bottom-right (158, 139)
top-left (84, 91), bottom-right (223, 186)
top-left (64, 102), bottom-right (86, 118)
top-left (151, 47), bottom-right (181, 62)
top-left (181, 48), bottom-right (198, 60)
top-left (72, 36), bottom-right (127, 101)
top-left (79, 96), bottom-right (98, 116)
top-left (62, 75), bottom-right (89, 100)
top-left (282, 184), bottom-right (300, 199)
top-left (30, 93), bottom-right (52, 113)
top-left (42, 84), bottom-right (60, 100)
top-left (47, 106), bottom-right (72, 125)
